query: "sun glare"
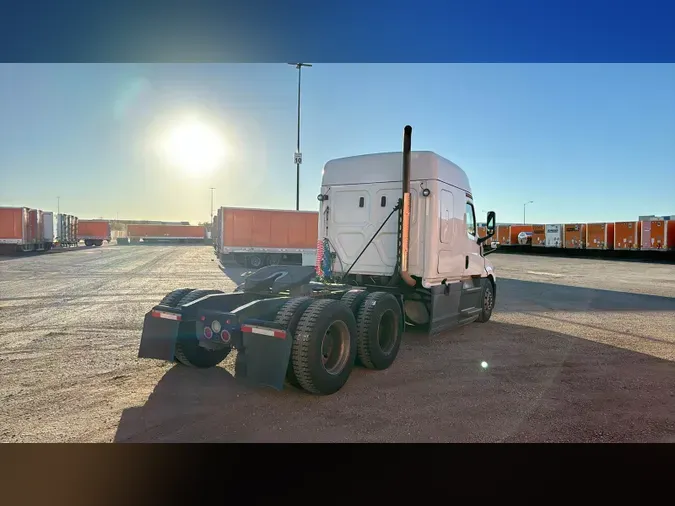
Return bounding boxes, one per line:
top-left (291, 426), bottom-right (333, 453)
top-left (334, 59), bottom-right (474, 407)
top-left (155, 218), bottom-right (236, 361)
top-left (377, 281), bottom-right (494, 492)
top-left (158, 118), bottom-right (227, 176)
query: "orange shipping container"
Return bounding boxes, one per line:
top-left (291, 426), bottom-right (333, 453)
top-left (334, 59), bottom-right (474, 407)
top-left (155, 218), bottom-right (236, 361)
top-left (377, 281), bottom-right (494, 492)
top-left (586, 223), bottom-right (614, 250)
top-left (614, 221), bottom-right (641, 250)
top-left (78, 220), bottom-right (111, 240)
top-left (0, 207), bottom-right (30, 244)
top-left (495, 225), bottom-right (511, 245)
top-left (531, 224), bottom-right (546, 246)
top-left (219, 207), bottom-right (318, 250)
top-left (640, 219), bottom-right (675, 251)
top-left (564, 223), bottom-right (586, 249)
top-left (509, 225), bottom-right (533, 245)
top-left (127, 224), bottom-right (206, 239)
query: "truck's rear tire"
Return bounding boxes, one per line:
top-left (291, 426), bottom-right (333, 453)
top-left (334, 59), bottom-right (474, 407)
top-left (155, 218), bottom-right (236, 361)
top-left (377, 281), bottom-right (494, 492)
top-left (158, 288), bottom-right (195, 307)
top-left (274, 297), bottom-right (315, 388)
top-left (355, 292), bottom-right (402, 370)
top-left (174, 337), bottom-right (232, 368)
top-left (291, 299), bottom-right (357, 395)
top-left (177, 289), bottom-right (223, 306)
top-left (172, 288), bottom-right (229, 368)
top-left (340, 289), bottom-right (369, 315)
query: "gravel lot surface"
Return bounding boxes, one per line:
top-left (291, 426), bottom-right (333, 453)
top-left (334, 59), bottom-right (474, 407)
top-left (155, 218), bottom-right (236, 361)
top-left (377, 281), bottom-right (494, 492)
top-left (1, 246), bottom-right (673, 442)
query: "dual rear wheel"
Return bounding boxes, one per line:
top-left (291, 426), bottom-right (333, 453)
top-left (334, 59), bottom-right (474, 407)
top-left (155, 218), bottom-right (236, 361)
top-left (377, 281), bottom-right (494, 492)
top-left (276, 290), bottom-right (403, 395)
top-left (156, 287), bottom-right (403, 396)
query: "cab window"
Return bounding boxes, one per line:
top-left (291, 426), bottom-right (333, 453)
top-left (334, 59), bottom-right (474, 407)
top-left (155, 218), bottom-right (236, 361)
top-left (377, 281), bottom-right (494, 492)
top-left (465, 202), bottom-right (476, 237)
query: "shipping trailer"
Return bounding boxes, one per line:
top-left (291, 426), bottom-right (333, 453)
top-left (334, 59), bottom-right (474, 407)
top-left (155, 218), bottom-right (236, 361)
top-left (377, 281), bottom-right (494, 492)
top-left (614, 221), bottom-right (641, 250)
top-left (545, 224), bottom-right (563, 247)
top-left (213, 207), bottom-right (318, 268)
top-left (137, 125), bottom-right (498, 396)
top-left (78, 220), bottom-right (111, 247)
top-left (0, 207), bottom-right (32, 252)
top-left (126, 224), bottom-right (206, 244)
top-left (564, 223), bottom-right (586, 249)
top-left (586, 223), bottom-right (614, 250)
top-left (42, 211), bottom-right (54, 250)
top-left (56, 214), bottom-right (79, 247)
top-left (531, 225), bottom-right (546, 246)
top-left (641, 219), bottom-right (675, 251)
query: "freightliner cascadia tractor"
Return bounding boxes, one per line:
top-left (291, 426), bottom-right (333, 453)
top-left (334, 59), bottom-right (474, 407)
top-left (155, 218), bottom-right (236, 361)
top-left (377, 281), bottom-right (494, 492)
top-left (137, 125), bottom-right (497, 395)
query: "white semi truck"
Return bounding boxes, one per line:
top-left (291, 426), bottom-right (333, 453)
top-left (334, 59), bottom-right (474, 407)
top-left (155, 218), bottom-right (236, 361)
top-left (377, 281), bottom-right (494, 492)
top-left (137, 125), bottom-right (497, 395)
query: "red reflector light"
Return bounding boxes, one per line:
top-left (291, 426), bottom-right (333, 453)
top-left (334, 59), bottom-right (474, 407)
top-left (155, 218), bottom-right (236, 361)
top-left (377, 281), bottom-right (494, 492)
top-left (240, 325), bottom-right (286, 339)
top-left (220, 330), bottom-right (231, 343)
top-left (203, 327), bottom-right (213, 339)
top-left (200, 316), bottom-right (206, 321)
top-left (151, 310), bottom-right (181, 321)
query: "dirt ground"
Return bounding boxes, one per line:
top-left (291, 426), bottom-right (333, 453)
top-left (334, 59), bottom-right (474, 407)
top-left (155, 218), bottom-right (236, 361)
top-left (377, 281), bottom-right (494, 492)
top-left (0, 245), bottom-right (673, 442)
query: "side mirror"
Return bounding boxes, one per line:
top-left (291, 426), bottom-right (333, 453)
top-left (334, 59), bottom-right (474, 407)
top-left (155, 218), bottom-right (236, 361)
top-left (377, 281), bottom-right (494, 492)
top-left (477, 211), bottom-right (496, 245)
top-left (486, 211), bottom-right (496, 235)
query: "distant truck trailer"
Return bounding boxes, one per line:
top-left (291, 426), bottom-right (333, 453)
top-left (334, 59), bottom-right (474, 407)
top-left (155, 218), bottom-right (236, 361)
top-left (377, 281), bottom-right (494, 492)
top-left (214, 206), bottom-right (318, 268)
top-left (42, 211), bottom-right (54, 250)
top-left (56, 214), bottom-right (79, 247)
top-left (127, 224), bottom-right (206, 244)
top-left (0, 207), bottom-right (56, 252)
top-left (78, 220), bottom-right (111, 247)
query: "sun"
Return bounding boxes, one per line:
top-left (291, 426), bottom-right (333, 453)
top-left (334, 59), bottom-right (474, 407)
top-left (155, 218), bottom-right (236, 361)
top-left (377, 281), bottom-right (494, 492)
top-left (158, 118), bottom-right (227, 176)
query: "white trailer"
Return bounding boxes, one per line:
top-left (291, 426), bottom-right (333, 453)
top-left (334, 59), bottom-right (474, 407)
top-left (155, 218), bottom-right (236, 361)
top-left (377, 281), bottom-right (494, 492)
top-left (42, 211), bottom-right (54, 250)
top-left (545, 224), bottom-right (563, 247)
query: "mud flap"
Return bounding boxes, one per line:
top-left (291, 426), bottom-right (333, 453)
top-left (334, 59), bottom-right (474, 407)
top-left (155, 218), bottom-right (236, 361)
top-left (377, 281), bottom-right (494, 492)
top-left (240, 320), bottom-right (293, 391)
top-left (138, 310), bottom-right (181, 361)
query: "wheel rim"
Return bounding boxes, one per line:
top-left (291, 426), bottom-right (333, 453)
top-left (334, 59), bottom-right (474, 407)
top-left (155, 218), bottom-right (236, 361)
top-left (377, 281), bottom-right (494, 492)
top-left (320, 320), bottom-right (351, 375)
top-left (250, 256), bottom-right (262, 268)
top-left (377, 309), bottom-right (398, 355)
top-left (484, 286), bottom-right (494, 312)
top-left (268, 255), bottom-right (280, 266)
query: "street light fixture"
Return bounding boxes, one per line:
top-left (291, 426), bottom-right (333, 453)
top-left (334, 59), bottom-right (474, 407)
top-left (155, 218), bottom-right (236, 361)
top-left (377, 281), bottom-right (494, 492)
top-left (523, 200), bottom-right (534, 224)
top-left (209, 187), bottom-right (215, 221)
top-left (288, 63), bottom-right (312, 211)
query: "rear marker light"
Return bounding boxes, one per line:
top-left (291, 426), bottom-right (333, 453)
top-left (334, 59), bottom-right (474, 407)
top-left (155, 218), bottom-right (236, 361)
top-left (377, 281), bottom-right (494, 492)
top-left (220, 330), bottom-right (231, 343)
top-left (204, 327), bottom-right (213, 339)
top-left (152, 310), bottom-right (181, 321)
top-left (240, 325), bottom-right (287, 339)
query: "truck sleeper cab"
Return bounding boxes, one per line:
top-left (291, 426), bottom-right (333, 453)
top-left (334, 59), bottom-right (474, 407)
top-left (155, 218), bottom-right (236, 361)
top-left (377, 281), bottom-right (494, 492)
top-left (318, 151), bottom-right (496, 334)
top-left (137, 126), bottom-right (497, 396)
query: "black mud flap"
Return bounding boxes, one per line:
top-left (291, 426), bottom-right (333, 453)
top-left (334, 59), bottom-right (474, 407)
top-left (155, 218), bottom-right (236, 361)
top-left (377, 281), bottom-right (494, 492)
top-left (138, 310), bottom-right (181, 361)
top-left (240, 320), bottom-right (293, 391)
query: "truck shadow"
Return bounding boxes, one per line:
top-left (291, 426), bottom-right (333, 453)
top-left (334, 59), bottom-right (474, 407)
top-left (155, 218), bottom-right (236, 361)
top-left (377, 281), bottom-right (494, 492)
top-left (497, 277), bottom-right (675, 313)
top-left (114, 320), bottom-right (675, 443)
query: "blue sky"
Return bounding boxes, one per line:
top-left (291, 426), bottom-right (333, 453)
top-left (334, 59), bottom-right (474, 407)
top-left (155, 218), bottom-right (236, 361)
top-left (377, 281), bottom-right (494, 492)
top-left (0, 63), bottom-right (673, 224)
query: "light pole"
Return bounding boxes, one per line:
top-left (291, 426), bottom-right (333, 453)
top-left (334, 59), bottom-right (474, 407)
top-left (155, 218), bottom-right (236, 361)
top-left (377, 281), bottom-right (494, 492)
top-left (288, 63), bottom-right (312, 211)
top-left (523, 200), bottom-right (533, 224)
top-left (209, 187), bottom-right (215, 222)
top-left (57, 196), bottom-right (60, 215)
